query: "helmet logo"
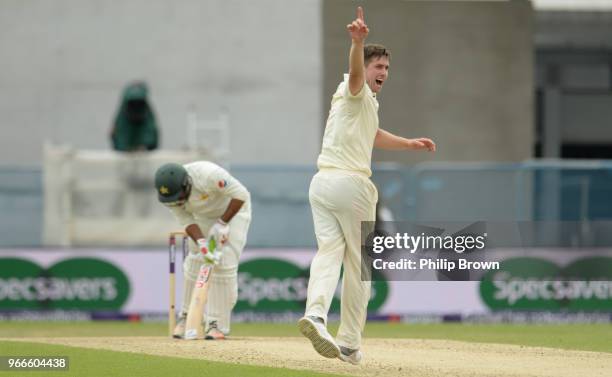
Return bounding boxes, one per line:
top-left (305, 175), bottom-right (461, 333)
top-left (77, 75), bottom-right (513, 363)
top-left (159, 186), bottom-right (170, 195)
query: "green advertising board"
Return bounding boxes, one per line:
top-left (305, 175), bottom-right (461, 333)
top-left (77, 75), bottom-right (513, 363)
top-left (0, 257), bottom-right (130, 310)
top-left (236, 258), bottom-right (389, 313)
top-left (480, 257), bottom-right (612, 311)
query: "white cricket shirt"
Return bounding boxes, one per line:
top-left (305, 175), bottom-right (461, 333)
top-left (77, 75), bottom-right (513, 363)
top-left (167, 161), bottom-right (250, 226)
top-left (316, 74), bottom-right (380, 177)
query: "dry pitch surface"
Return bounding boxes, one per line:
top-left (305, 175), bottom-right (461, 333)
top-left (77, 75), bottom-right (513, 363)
top-left (6, 336), bottom-right (611, 377)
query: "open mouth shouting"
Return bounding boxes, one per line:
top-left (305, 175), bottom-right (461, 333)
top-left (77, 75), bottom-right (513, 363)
top-left (371, 78), bottom-right (385, 92)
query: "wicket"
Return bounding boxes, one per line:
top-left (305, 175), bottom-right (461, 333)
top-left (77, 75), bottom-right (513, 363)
top-left (168, 231), bottom-right (188, 338)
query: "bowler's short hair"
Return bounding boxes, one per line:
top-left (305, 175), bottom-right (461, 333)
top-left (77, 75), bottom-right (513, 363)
top-left (364, 44), bottom-right (391, 66)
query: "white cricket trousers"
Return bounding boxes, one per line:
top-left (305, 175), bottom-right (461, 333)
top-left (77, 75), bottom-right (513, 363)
top-left (305, 168), bottom-right (377, 349)
top-left (182, 206), bottom-right (251, 334)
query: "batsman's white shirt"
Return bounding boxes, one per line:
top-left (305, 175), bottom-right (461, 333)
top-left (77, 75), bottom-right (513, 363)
top-left (307, 75), bottom-right (379, 349)
top-left (169, 161), bottom-right (250, 225)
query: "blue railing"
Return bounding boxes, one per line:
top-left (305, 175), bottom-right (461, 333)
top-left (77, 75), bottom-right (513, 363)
top-left (0, 167), bottom-right (43, 246)
top-left (1, 160), bottom-right (612, 247)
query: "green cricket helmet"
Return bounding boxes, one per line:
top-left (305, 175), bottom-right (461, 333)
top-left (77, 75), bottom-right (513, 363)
top-left (154, 163), bottom-right (192, 205)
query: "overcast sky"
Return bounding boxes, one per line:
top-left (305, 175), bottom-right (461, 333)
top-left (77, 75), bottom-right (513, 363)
top-left (532, 0), bottom-right (612, 10)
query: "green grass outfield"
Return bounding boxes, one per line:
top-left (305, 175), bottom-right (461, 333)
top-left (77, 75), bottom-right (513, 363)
top-left (0, 322), bottom-right (610, 376)
top-left (0, 341), bottom-right (342, 377)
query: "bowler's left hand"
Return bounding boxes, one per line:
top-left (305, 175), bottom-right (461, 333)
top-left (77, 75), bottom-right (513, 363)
top-left (411, 138), bottom-right (436, 152)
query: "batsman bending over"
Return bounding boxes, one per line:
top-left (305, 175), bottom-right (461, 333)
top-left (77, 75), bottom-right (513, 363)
top-left (299, 6), bottom-right (435, 364)
top-left (155, 161), bottom-right (251, 340)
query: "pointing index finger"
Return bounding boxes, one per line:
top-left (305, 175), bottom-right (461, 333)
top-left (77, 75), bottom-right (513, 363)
top-left (357, 6), bottom-right (364, 21)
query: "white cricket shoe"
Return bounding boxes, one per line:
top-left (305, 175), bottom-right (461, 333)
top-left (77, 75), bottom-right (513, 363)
top-left (205, 321), bottom-right (226, 340)
top-left (298, 316), bottom-right (340, 359)
top-left (172, 312), bottom-right (187, 339)
top-left (338, 346), bottom-right (362, 365)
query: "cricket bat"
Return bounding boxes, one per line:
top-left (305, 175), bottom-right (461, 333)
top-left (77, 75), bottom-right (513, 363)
top-left (184, 237), bottom-right (216, 340)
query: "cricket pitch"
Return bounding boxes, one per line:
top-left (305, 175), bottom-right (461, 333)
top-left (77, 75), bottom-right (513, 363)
top-left (6, 336), bottom-right (611, 377)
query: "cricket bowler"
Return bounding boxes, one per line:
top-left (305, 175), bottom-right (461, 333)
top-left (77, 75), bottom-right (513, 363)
top-left (155, 161), bottom-right (251, 340)
top-left (298, 6), bottom-right (436, 364)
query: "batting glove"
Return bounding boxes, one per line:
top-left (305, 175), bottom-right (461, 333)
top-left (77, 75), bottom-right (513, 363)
top-left (197, 238), bottom-right (221, 266)
top-left (209, 219), bottom-right (230, 246)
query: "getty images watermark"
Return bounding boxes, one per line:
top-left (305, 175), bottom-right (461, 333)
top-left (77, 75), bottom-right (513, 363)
top-left (370, 231), bottom-right (498, 272)
top-left (360, 221), bottom-right (498, 281)
top-left (361, 221), bottom-right (612, 282)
